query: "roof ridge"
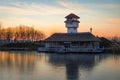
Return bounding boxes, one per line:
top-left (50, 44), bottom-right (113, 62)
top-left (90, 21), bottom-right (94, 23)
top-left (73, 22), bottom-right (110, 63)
top-left (65, 13), bottom-right (80, 18)
top-left (54, 32), bottom-right (91, 34)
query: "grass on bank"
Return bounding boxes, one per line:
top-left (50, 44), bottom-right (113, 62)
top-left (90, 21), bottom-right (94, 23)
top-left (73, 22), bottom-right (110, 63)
top-left (0, 41), bottom-right (44, 49)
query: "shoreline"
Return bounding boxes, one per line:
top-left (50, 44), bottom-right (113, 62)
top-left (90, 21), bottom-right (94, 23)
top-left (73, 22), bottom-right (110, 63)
top-left (104, 47), bottom-right (120, 53)
top-left (0, 47), bottom-right (37, 51)
top-left (0, 47), bottom-right (120, 53)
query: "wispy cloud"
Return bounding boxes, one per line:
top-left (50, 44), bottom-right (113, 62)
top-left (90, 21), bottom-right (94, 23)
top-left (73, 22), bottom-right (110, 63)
top-left (0, 2), bottom-right (67, 15)
top-left (0, 1), bottom-right (92, 16)
top-left (57, 1), bottom-right (91, 13)
top-left (0, 0), bottom-right (119, 16)
top-left (86, 3), bottom-right (120, 9)
top-left (12, 2), bottom-right (69, 15)
top-left (101, 4), bottom-right (120, 9)
top-left (0, 17), bottom-right (42, 27)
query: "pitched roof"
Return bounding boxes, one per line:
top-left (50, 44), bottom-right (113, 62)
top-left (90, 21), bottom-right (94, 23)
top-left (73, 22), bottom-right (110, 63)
top-left (44, 32), bottom-right (100, 42)
top-left (65, 13), bottom-right (80, 19)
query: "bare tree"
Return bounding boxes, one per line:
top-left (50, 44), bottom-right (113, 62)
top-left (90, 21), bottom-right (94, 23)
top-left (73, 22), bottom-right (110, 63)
top-left (0, 25), bottom-right (45, 41)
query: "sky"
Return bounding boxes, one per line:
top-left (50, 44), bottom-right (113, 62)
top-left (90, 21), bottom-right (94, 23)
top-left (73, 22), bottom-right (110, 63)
top-left (0, 0), bottom-right (120, 38)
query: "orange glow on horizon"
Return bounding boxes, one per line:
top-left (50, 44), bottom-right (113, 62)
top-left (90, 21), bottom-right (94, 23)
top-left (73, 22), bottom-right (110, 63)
top-left (37, 23), bottom-right (120, 39)
top-left (1, 18), bottom-right (120, 39)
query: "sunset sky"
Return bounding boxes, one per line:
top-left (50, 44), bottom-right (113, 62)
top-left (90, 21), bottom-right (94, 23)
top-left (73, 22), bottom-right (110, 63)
top-left (0, 0), bottom-right (120, 38)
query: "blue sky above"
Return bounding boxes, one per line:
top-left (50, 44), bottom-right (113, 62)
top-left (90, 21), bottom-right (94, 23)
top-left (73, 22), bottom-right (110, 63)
top-left (0, 0), bottom-right (120, 37)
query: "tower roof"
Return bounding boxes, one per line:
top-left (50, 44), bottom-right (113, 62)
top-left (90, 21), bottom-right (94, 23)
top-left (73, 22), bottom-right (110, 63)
top-left (65, 13), bottom-right (80, 19)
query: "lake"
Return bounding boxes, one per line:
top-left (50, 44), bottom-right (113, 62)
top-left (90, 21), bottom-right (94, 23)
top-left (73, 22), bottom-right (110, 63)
top-left (0, 51), bottom-right (120, 80)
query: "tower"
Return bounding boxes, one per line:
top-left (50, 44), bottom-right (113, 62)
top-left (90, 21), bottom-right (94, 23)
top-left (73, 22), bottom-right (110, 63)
top-left (65, 13), bottom-right (80, 33)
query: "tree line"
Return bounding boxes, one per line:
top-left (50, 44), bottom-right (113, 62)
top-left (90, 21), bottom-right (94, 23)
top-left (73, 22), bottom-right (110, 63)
top-left (0, 25), bottom-right (45, 41)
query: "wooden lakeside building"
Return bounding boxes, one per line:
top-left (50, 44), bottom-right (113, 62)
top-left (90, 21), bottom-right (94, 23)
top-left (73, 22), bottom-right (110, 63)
top-left (38, 13), bottom-right (104, 53)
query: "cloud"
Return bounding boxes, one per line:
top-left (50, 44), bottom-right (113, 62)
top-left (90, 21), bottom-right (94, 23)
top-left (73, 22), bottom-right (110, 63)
top-left (0, 0), bottom-right (119, 16)
top-left (85, 3), bottom-right (120, 9)
top-left (100, 4), bottom-right (120, 9)
top-left (0, 2), bottom-right (67, 15)
top-left (57, 0), bottom-right (120, 10)
top-left (0, 1), bottom-right (93, 16)
top-left (57, 1), bottom-right (91, 13)
top-left (0, 17), bottom-right (44, 27)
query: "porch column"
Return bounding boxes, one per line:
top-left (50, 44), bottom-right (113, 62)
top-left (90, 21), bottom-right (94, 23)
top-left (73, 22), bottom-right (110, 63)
top-left (94, 42), bottom-right (99, 48)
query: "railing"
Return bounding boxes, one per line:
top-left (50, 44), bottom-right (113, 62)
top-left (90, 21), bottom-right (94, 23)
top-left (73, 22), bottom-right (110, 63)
top-left (38, 47), bottom-right (104, 52)
top-left (38, 47), bottom-right (64, 52)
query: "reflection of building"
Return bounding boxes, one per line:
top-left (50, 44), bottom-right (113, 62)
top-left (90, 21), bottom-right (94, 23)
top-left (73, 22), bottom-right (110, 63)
top-left (48, 54), bottom-right (105, 80)
top-left (39, 13), bottom-right (104, 53)
top-left (66, 59), bottom-right (79, 80)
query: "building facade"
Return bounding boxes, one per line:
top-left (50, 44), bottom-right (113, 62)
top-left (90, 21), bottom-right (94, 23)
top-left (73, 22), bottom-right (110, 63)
top-left (38, 13), bottom-right (104, 53)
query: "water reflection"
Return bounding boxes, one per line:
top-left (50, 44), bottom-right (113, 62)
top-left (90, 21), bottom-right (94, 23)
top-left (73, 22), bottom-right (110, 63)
top-left (0, 51), bottom-right (120, 80)
top-left (48, 54), bottom-right (106, 80)
top-left (0, 51), bottom-right (37, 72)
